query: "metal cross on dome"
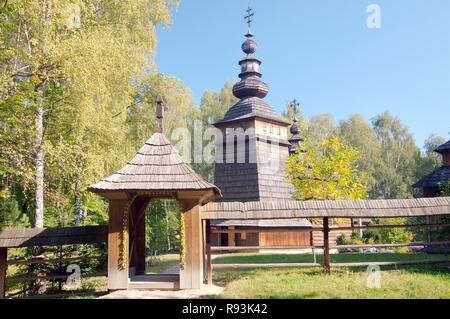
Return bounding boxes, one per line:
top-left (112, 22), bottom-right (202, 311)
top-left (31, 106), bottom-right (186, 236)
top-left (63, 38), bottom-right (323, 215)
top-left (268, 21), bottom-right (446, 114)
top-left (290, 99), bottom-right (300, 114)
top-left (244, 6), bottom-right (255, 31)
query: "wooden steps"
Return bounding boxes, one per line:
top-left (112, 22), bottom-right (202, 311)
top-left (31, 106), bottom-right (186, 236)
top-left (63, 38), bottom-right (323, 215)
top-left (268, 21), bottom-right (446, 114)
top-left (128, 274), bottom-right (179, 290)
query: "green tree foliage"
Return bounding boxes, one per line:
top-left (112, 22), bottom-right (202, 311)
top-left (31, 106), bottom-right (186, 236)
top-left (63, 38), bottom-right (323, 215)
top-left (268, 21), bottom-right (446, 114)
top-left (146, 200), bottom-right (181, 254)
top-left (195, 81), bottom-right (238, 181)
top-left (127, 71), bottom-right (198, 153)
top-left (336, 114), bottom-right (382, 196)
top-left (0, 0), bottom-right (177, 227)
top-left (199, 81), bottom-right (237, 126)
top-left (286, 136), bottom-right (368, 200)
top-left (370, 112), bottom-right (422, 199)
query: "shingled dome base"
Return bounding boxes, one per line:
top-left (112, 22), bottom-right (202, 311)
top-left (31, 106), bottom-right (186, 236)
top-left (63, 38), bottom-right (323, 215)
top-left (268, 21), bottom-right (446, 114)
top-left (89, 133), bottom-right (219, 193)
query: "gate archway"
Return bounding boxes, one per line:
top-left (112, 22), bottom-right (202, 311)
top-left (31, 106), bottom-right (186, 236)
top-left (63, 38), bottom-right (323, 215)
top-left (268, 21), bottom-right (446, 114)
top-left (88, 98), bottom-right (220, 290)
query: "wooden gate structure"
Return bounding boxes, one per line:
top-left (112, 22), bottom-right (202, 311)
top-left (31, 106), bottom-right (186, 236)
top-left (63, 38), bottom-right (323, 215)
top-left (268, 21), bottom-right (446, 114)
top-left (88, 98), bottom-right (219, 290)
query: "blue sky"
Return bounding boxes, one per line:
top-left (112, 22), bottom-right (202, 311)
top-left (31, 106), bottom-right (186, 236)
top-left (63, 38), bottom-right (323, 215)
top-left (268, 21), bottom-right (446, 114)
top-left (155, 0), bottom-right (450, 149)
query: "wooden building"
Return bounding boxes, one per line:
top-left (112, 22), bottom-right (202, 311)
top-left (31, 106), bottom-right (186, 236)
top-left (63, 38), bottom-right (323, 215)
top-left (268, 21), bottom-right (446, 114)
top-left (210, 219), bottom-right (313, 248)
top-left (413, 138), bottom-right (450, 196)
top-left (212, 27), bottom-right (351, 247)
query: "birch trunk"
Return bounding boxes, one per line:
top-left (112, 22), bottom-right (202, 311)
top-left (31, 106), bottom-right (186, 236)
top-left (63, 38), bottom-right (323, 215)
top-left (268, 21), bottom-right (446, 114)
top-left (75, 157), bottom-right (83, 226)
top-left (165, 201), bottom-right (171, 251)
top-left (34, 105), bottom-right (44, 228)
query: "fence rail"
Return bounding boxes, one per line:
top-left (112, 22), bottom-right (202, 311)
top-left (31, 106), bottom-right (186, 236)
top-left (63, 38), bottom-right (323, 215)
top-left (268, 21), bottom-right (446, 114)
top-left (204, 217), bottom-right (450, 285)
top-left (1, 248), bottom-right (106, 299)
top-left (211, 245), bottom-right (319, 252)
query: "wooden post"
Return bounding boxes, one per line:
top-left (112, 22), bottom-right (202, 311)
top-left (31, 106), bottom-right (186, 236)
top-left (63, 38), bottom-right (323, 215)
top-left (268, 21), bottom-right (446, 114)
top-left (323, 217), bottom-right (331, 274)
top-left (205, 220), bottom-right (212, 285)
top-left (134, 198), bottom-right (149, 275)
top-left (179, 200), bottom-right (203, 289)
top-left (107, 199), bottom-right (129, 291)
top-left (309, 230), bottom-right (316, 264)
top-left (229, 226), bottom-right (236, 247)
top-left (0, 248), bottom-right (7, 299)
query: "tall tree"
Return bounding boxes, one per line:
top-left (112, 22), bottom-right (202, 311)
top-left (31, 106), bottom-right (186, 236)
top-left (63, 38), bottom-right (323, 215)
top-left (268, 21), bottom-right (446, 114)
top-left (305, 113), bottom-right (335, 151)
top-left (199, 81), bottom-right (237, 125)
top-left (197, 82), bottom-right (238, 181)
top-left (336, 114), bottom-right (382, 198)
top-left (370, 112), bottom-right (422, 199)
top-left (0, 0), bottom-right (176, 227)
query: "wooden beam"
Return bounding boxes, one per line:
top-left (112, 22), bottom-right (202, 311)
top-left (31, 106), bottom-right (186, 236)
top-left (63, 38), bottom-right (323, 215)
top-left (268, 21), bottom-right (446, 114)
top-left (107, 199), bottom-right (128, 291)
top-left (134, 197), bottom-right (150, 275)
top-left (179, 201), bottom-right (203, 289)
top-left (211, 245), bottom-right (318, 252)
top-left (323, 217), bottom-right (331, 274)
top-left (7, 255), bottom-right (106, 266)
top-left (330, 223), bottom-right (450, 231)
top-left (204, 220), bottom-right (212, 285)
top-left (0, 248), bottom-right (7, 299)
top-left (211, 227), bottom-right (314, 234)
top-left (212, 263), bottom-right (322, 269)
top-left (331, 259), bottom-right (450, 268)
top-left (331, 241), bottom-right (450, 249)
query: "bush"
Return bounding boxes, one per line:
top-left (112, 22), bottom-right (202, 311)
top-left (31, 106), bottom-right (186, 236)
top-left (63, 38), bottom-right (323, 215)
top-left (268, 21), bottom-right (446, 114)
top-left (336, 234), bottom-right (348, 245)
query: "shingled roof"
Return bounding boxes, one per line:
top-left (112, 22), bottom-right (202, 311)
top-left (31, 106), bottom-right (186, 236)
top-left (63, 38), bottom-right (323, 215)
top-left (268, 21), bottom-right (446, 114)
top-left (215, 97), bottom-right (289, 126)
top-left (435, 139), bottom-right (450, 154)
top-left (201, 197), bottom-right (450, 219)
top-left (412, 166), bottom-right (450, 189)
top-left (0, 226), bottom-right (108, 248)
top-left (88, 133), bottom-right (220, 193)
top-left (211, 218), bottom-right (312, 228)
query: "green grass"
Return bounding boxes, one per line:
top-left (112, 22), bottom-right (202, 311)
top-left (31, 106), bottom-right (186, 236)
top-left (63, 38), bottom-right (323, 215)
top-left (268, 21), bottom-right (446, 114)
top-left (213, 252), bottom-right (449, 264)
top-left (145, 253), bottom-right (180, 274)
top-left (213, 253), bottom-right (450, 299)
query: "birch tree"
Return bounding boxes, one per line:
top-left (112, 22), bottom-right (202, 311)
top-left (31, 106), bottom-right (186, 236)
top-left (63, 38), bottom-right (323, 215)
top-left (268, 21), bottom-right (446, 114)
top-left (1, 0), bottom-right (176, 227)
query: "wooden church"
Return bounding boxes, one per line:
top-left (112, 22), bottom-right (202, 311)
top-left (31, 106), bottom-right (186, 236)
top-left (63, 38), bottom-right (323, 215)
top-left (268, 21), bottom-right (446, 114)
top-left (210, 26), bottom-right (350, 248)
top-left (413, 139), bottom-right (450, 196)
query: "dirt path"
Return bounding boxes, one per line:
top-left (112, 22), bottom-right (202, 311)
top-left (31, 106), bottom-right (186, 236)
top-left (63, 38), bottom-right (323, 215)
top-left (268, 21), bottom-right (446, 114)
top-left (162, 263), bottom-right (180, 275)
top-left (100, 284), bottom-right (224, 299)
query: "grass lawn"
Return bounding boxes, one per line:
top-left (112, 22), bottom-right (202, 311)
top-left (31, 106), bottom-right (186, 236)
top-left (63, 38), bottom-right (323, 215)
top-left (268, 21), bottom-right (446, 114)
top-left (213, 253), bottom-right (450, 299)
top-left (145, 253), bottom-right (180, 274)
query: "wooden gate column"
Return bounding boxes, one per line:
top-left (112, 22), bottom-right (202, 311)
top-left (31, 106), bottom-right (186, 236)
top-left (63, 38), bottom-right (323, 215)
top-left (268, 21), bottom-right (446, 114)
top-left (134, 198), bottom-right (150, 275)
top-left (0, 247), bottom-right (7, 299)
top-left (107, 198), bottom-right (129, 291)
top-left (323, 217), bottom-right (331, 274)
top-left (180, 200), bottom-right (204, 289)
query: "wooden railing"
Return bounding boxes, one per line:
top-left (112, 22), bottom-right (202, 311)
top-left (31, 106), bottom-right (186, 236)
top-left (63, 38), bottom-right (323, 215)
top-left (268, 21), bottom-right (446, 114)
top-left (2, 252), bottom-right (107, 299)
top-left (203, 218), bottom-right (450, 284)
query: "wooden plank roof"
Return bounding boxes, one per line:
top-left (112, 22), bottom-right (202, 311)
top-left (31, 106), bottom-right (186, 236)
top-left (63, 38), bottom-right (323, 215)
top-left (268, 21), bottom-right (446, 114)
top-left (0, 225), bottom-right (108, 248)
top-left (412, 166), bottom-right (450, 188)
top-left (211, 218), bottom-right (312, 228)
top-left (88, 133), bottom-right (220, 194)
top-left (435, 139), bottom-right (450, 154)
top-left (214, 97), bottom-right (289, 127)
top-left (201, 197), bottom-right (450, 219)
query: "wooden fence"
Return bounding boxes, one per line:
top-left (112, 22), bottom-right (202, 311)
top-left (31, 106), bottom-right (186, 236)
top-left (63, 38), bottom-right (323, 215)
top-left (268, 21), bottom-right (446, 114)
top-left (3, 250), bottom-right (107, 299)
top-left (204, 218), bottom-right (450, 284)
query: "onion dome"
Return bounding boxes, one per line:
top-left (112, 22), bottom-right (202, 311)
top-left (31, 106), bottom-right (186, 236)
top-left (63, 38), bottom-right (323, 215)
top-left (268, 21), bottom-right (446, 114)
top-left (288, 117), bottom-right (305, 155)
top-left (232, 32), bottom-right (269, 99)
top-left (214, 8), bottom-right (288, 128)
top-left (241, 32), bottom-right (257, 54)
